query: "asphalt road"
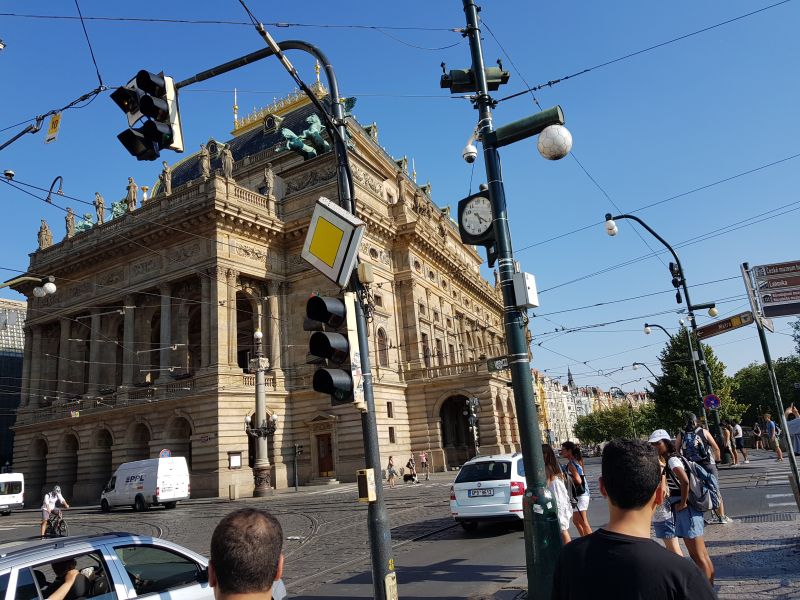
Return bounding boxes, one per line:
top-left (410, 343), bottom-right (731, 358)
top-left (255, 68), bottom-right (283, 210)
top-left (0, 449), bottom-right (794, 599)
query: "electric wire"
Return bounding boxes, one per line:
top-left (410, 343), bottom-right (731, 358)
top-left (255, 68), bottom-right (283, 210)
top-left (496, 0), bottom-right (795, 103)
top-left (73, 0), bottom-right (104, 87)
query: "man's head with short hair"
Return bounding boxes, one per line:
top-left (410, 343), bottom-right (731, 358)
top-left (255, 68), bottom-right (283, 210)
top-left (209, 508), bottom-right (284, 599)
top-left (600, 439), bottom-right (662, 510)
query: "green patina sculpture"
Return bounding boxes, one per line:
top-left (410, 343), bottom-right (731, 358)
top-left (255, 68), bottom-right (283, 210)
top-left (111, 198), bottom-right (128, 220)
top-left (278, 114), bottom-right (332, 160)
top-left (75, 213), bottom-right (94, 233)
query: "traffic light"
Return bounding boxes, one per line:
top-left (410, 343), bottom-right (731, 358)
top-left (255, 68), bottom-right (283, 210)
top-left (305, 292), bottom-right (365, 410)
top-left (440, 66), bottom-right (509, 94)
top-left (111, 70), bottom-right (184, 161)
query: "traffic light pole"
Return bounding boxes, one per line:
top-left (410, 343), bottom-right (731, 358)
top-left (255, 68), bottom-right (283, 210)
top-left (175, 38), bottom-right (395, 600)
top-left (461, 2), bottom-right (562, 597)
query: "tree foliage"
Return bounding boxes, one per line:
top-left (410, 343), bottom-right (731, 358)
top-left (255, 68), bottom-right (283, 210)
top-left (791, 318), bottom-right (800, 355)
top-left (574, 403), bottom-right (659, 444)
top-left (648, 326), bottom-right (741, 432)
top-left (731, 356), bottom-right (800, 426)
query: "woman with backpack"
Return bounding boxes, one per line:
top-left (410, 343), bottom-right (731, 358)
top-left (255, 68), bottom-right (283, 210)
top-left (560, 441), bottom-right (592, 536)
top-left (650, 430), bottom-right (715, 583)
top-left (542, 443), bottom-right (573, 544)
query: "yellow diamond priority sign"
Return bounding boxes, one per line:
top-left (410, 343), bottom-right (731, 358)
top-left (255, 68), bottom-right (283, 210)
top-left (301, 197), bottom-right (365, 287)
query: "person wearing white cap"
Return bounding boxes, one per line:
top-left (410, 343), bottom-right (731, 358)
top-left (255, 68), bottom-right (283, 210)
top-left (649, 429), bottom-right (715, 584)
top-left (647, 429), bottom-right (683, 557)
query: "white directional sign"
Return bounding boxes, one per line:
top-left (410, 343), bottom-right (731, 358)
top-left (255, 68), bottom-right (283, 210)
top-left (753, 260), bottom-right (800, 318)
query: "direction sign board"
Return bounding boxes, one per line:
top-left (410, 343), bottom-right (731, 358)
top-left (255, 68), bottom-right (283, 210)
top-left (754, 260), bottom-right (800, 318)
top-left (696, 311), bottom-right (754, 340)
top-left (703, 394), bottom-right (720, 410)
top-left (487, 356), bottom-right (509, 372)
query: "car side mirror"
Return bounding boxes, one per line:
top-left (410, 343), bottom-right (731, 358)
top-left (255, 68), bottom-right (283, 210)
top-left (197, 567), bottom-right (209, 584)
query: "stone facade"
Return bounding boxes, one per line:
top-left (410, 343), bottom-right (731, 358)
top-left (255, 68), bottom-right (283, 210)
top-left (11, 89), bottom-right (519, 505)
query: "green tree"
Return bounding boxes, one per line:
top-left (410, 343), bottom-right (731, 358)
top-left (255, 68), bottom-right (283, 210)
top-left (790, 318), bottom-right (800, 355)
top-left (574, 403), bottom-right (656, 443)
top-left (648, 326), bottom-right (739, 432)
top-left (732, 356), bottom-right (800, 426)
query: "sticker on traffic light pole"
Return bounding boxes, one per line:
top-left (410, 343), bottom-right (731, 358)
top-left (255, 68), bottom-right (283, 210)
top-left (301, 197), bottom-right (365, 287)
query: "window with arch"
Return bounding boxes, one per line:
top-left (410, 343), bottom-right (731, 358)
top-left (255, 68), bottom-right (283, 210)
top-left (377, 328), bottom-right (389, 367)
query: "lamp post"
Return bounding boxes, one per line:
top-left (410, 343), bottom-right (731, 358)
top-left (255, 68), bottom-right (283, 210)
top-left (606, 214), bottom-right (722, 445)
top-left (46, 176), bottom-right (64, 204)
top-left (1, 275), bottom-right (57, 297)
top-left (245, 330), bottom-right (274, 496)
top-left (631, 362), bottom-right (657, 379)
top-left (464, 397), bottom-right (480, 457)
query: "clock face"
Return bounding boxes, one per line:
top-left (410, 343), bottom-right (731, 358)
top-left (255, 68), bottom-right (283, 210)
top-left (462, 195), bottom-right (493, 236)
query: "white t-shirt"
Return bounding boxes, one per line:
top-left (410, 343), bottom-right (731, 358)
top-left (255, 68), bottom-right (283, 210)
top-left (787, 417), bottom-right (800, 454)
top-left (733, 424), bottom-right (743, 439)
top-left (547, 477), bottom-right (573, 531)
top-left (41, 491), bottom-right (65, 512)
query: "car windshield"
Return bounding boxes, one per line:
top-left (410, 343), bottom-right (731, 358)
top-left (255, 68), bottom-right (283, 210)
top-left (455, 460), bottom-right (511, 483)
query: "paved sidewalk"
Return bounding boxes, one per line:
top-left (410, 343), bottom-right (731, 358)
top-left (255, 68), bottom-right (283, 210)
top-left (477, 513), bottom-right (800, 599)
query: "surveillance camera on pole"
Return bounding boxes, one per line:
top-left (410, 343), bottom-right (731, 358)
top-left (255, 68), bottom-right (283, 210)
top-left (3, 170), bottom-right (14, 181)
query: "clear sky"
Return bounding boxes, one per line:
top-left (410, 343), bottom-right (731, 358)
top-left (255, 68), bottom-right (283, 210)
top-left (1, 1), bottom-right (798, 392)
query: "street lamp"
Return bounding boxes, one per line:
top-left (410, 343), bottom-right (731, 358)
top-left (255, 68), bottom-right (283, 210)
top-left (631, 362), bottom-right (657, 379)
top-left (605, 213), bottom-right (723, 447)
top-left (245, 330), bottom-right (273, 496)
top-left (464, 397), bottom-right (480, 456)
top-left (46, 176), bottom-right (64, 204)
top-left (1, 275), bottom-right (57, 296)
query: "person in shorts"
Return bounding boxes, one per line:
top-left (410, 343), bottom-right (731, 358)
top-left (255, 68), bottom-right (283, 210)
top-left (650, 430), bottom-right (714, 583)
top-left (732, 420), bottom-right (748, 463)
top-left (650, 433), bottom-right (682, 557)
top-left (764, 413), bottom-right (784, 461)
top-left (560, 442), bottom-right (592, 536)
top-left (40, 485), bottom-right (69, 538)
top-left (419, 451), bottom-right (429, 480)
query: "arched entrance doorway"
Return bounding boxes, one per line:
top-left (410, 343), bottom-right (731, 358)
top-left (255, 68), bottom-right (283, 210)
top-left (166, 417), bottom-right (192, 469)
top-left (27, 438), bottom-right (48, 505)
top-left (440, 395), bottom-right (474, 468)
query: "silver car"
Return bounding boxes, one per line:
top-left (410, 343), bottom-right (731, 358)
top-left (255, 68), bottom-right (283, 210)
top-left (0, 533), bottom-right (212, 599)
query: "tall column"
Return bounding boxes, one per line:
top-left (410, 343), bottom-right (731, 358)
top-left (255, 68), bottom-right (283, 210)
top-left (87, 309), bottom-right (102, 396)
top-left (267, 280), bottom-right (282, 373)
top-left (29, 325), bottom-right (43, 407)
top-left (209, 267), bottom-right (229, 368)
top-left (159, 283), bottom-right (172, 379)
top-left (200, 276), bottom-right (210, 369)
top-left (122, 295), bottom-right (136, 385)
top-left (57, 318), bottom-right (71, 398)
top-left (227, 270), bottom-right (238, 367)
top-left (20, 327), bottom-right (32, 408)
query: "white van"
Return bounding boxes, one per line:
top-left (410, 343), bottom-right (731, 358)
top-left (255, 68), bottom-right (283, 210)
top-left (100, 457), bottom-right (190, 512)
top-left (0, 473), bottom-right (24, 516)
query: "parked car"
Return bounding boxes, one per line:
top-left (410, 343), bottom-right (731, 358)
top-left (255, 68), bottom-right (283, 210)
top-left (0, 533), bottom-right (288, 600)
top-left (449, 453), bottom-right (526, 531)
top-left (101, 457), bottom-right (190, 512)
top-left (0, 473), bottom-right (24, 516)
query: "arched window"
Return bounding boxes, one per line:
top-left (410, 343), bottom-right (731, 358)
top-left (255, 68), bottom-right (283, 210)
top-left (377, 328), bottom-right (389, 367)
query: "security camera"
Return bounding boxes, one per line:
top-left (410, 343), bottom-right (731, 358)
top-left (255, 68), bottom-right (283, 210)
top-left (462, 143), bottom-right (478, 164)
top-left (3, 170), bottom-right (14, 181)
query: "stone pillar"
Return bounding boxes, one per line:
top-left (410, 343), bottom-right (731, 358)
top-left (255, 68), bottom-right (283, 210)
top-left (227, 270), bottom-right (238, 367)
top-left (122, 295), bottom-right (136, 385)
top-left (56, 318), bottom-right (71, 398)
top-left (200, 276), bottom-right (210, 369)
top-left (209, 267), bottom-right (229, 368)
top-left (20, 328), bottom-right (32, 407)
top-left (267, 280), bottom-right (282, 373)
top-left (175, 300), bottom-right (190, 373)
top-left (158, 283), bottom-right (172, 379)
top-left (86, 310), bottom-right (102, 396)
top-left (29, 325), bottom-right (43, 406)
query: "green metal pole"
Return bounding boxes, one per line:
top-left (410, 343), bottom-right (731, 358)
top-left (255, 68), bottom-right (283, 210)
top-left (461, 2), bottom-right (562, 597)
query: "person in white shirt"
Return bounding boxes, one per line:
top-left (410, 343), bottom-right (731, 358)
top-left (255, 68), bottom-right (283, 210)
top-left (41, 485), bottom-right (69, 537)
top-left (732, 421), bottom-right (749, 464)
top-left (785, 404), bottom-right (800, 456)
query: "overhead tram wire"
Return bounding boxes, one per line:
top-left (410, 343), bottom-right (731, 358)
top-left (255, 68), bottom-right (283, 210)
top-left (73, 0), bottom-right (104, 87)
top-left (496, 0), bottom-right (795, 103)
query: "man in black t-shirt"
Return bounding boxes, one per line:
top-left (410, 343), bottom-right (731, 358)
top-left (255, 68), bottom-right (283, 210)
top-left (552, 439), bottom-right (715, 600)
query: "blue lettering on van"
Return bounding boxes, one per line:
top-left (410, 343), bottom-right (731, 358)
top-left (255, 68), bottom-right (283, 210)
top-left (125, 475), bottom-right (145, 483)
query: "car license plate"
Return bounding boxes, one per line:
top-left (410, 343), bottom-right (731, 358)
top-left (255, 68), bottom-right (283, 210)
top-left (468, 488), bottom-right (494, 497)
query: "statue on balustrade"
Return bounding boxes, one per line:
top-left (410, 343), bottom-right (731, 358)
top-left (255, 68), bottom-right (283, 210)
top-left (65, 207), bottom-right (75, 238)
top-left (264, 163), bottom-right (275, 197)
top-left (126, 177), bottom-right (138, 212)
top-left (221, 144), bottom-right (234, 179)
top-left (75, 213), bottom-right (94, 234)
top-left (199, 144), bottom-right (211, 179)
top-left (94, 192), bottom-right (105, 224)
top-left (38, 219), bottom-right (53, 249)
top-left (160, 161), bottom-right (172, 196)
top-left (111, 199), bottom-right (127, 220)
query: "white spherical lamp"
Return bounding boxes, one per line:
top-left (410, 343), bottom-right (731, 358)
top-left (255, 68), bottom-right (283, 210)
top-left (537, 124), bottom-right (573, 160)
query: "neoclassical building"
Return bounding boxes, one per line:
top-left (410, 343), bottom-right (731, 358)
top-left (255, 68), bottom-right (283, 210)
top-left (11, 82), bottom-right (521, 505)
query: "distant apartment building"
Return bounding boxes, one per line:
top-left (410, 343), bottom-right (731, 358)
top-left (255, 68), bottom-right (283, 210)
top-left (0, 298), bottom-right (26, 469)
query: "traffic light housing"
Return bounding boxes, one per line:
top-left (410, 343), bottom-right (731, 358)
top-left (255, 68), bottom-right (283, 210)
top-left (305, 293), bottom-right (365, 410)
top-left (111, 70), bottom-right (184, 161)
top-left (440, 67), bottom-right (509, 94)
